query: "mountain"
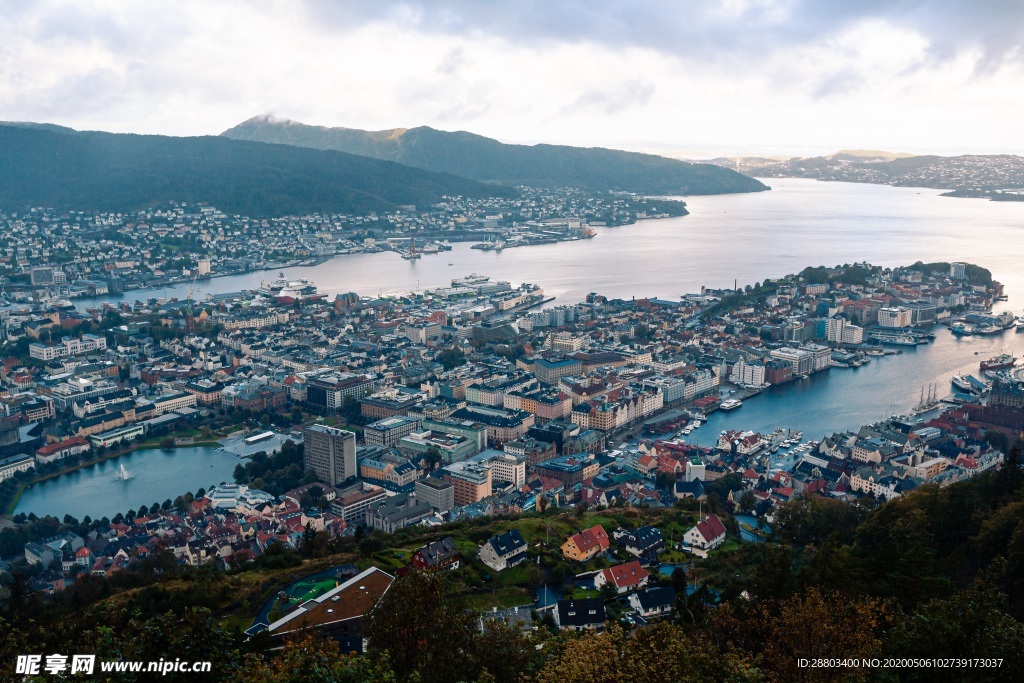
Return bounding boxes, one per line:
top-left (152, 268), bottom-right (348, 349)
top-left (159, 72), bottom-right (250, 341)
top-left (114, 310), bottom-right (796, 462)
top-left (0, 123), bottom-right (515, 216)
top-left (706, 151), bottom-right (1024, 191)
top-left (221, 116), bottom-right (768, 195)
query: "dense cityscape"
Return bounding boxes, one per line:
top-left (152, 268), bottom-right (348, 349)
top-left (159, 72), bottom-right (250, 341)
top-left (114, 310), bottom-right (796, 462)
top-left (3, 228), bottom-right (1024, 678)
top-left (6, 2), bottom-right (1024, 681)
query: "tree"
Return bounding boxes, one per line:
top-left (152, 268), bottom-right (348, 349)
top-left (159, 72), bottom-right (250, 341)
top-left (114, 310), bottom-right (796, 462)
top-left (363, 570), bottom-right (477, 683)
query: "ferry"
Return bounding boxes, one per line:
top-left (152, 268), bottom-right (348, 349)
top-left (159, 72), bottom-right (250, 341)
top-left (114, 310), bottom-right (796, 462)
top-left (951, 375), bottom-right (975, 394)
top-left (980, 353), bottom-right (1017, 372)
top-left (451, 273), bottom-right (490, 287)
top-left (720, 399), bottom-right (743, 411)
top-left (258, 276), bottom-right (319, 300)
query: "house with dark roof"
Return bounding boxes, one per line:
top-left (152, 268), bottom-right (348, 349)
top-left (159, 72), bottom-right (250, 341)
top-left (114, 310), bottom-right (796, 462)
top-left (479, 529), bottom-right (527, 572)
top-left (628, 586), bottom-right (676, 618)
top-left (614, 525), bottom-right (665, 559)
top-left (554, 598), bottom-right (606, 631)
top-left (683, 514), bottom-right (727, 550)
top-left (411, 536), bottom-right (460, 571)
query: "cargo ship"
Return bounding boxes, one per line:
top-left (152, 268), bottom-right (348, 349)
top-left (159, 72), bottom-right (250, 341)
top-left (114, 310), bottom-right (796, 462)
top-left (980, 353), bottom-right (1017, 372)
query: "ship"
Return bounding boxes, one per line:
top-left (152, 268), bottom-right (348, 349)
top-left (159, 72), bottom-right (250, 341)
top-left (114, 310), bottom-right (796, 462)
top-left (720, 399), bottom-right (743, 411)
top-left (258, 276), bottom-right (319, 300)
top-left (451, 274), bottom-right (490, 287)
top-left (980, 353), bottom-right (1017, 372)
top-left (950, 322), bottom-right (973, 336)
top-left (113, 463), bottom-right (133, 482)
top-left (951, 375), bottom-right (974, 393)
top-left (869, 331), bottom-right (921, 346)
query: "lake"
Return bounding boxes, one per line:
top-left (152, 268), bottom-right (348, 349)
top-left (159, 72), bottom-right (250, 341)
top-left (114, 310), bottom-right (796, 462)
top-left (14, 446), bottom-right (240, 521)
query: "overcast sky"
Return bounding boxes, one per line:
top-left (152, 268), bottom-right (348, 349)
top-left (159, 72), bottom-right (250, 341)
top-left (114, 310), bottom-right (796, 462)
top-left (2, 0), bottom-right (1023, 157)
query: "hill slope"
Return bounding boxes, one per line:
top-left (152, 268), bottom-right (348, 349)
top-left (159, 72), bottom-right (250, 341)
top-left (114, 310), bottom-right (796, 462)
top-left (0, 123), bottom-right (515, 216)
top-left (221, 116), bottom-right (769, 195)
top-left (708, 151), bottom-right (1024, 191)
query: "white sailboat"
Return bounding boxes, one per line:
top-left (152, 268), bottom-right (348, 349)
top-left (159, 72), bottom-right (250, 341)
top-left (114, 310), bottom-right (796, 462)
top-left (113, 463), bottom-right (133, 482)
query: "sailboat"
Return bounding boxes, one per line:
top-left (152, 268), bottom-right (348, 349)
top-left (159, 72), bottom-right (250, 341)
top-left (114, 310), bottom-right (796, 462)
top-left (113, 463), bottom-right (134, 482)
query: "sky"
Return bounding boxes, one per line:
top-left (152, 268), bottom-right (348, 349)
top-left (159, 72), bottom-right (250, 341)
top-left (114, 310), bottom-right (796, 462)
top-left (2, 0), bottom-right (1023, 157)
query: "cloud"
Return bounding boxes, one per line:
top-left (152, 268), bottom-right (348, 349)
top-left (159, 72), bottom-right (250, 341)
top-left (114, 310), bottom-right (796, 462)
top-left (567, 80), bottom-right (656, 115)
top-left (303, 0), bottom-right (1024, 71)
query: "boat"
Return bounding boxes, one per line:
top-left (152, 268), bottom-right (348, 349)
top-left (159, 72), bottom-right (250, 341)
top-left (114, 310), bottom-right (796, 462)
top-left (950, 322), bottom-right (973, 336)
top-left (870, 331), bottom-right (922, 346)
top-left (452, 273), bottom-right (490, 287)
top-left (980, 353), bottom-right (1017, 372)
top-left (1016, 318), bottom-right (1024, 332)
top-left (258, 277), bottom-right (319, 300)
top-left (951, 375), bottom-right (975, 393)
top-left (720, 399), bottom-right (743, 411)
top-left (113, 463), bottom-right (133, 482)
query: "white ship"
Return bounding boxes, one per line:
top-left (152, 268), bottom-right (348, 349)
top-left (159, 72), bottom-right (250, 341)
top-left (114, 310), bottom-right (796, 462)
top-left (720, 398), bottom-right (743, 411)
top-left (258, 275), bottom-right (319, 299)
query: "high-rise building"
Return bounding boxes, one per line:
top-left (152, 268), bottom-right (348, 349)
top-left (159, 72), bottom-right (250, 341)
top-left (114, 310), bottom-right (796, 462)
top-left (303, 424), bottom-right (356, 487)
top-left (950, 262), bottom-right (966, 280)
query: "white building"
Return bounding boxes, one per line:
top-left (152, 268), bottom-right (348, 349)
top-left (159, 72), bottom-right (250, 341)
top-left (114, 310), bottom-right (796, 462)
top-left (878, 307), bottom-right (913, 328)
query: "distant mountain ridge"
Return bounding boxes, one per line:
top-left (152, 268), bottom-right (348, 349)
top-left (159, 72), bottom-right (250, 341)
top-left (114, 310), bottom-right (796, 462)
top-left (0, 123), bottom-right (514, 216)
top-left (705, 151), bottom-right (1024, 191)
top-left (221, 116), bottom-right (769, 195)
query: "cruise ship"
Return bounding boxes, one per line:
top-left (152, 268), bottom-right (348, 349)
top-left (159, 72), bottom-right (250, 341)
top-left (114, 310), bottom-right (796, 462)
top-left (258, 276), bottom-right (319, 300)
top-left (720, 398), bottom-right (743, 411)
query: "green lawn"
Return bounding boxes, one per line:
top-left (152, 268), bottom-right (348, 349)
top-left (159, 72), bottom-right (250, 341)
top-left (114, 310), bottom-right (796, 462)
top-left (464, 588), bottom-right (534, 611)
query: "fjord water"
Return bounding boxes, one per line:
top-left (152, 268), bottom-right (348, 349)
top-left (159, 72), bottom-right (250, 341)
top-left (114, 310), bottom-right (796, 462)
top-left (44, 179), bottom-right (1024, 519)
top-left (77, 179), bottom-right (1024, 308)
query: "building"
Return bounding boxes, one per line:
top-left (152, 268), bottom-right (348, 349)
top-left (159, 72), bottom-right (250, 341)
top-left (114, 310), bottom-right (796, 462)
top-left (360, 388), bottom-right (423, 420)
top-left (478, 529), bottom-right (528, 572)
top-left (29, 334), bottom-right (108, 361)
top-left (684, 515), bottom-right (727, 550)
top-left (878, 306), bottom-right (913, 328)
top-left (628, 587), bottom-right (676, 618)
top-left (414, 477), bottom-right (455, 513)
top-left (554, 599), bottom-right (606, 631)
top-left (535, 454), bottom-right (600, 488)
top-left (769, 347), bottom-right (814, 376)
top-left (363, 415), bottom-right (422, 447)
top-left (503, 437), bottom-right (557, 467)
top-left (950, 262), bottom-right (966, 279)
top-left (532, 357), bottom-right (584, 385)
top-left (330, 482), bottom-right (388, 526)
top-left (560, 524), bottom-right (609, 562)
top-left (398, 429), bottom-right (479, 464)
top-left (443, 461), bottom-right (493, 506)
top-left (303, 424), bottom-right (357, 487)
top-left (616, 525), bottom-right (665, 558)
top-left (259, 566), bottom-right (394, 653)
top-left (421, 418), bottom-right (489, 453)
top-left (449, 406), bottom-right (534, 447)
top-left (365, 493), bottom-right (434, 533)
top-left (470, 449), bottom-right (526, 487)
top-left (411, 536), bottom-right (460, 571)
top-left (594, 560), bottom-right (649, 594)
top-left (307, 373), bottom-right (379, 411)
top-left (35, 437), bottom-right (90, 465)
top-left (87, 423), bottom-right (144, 448)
